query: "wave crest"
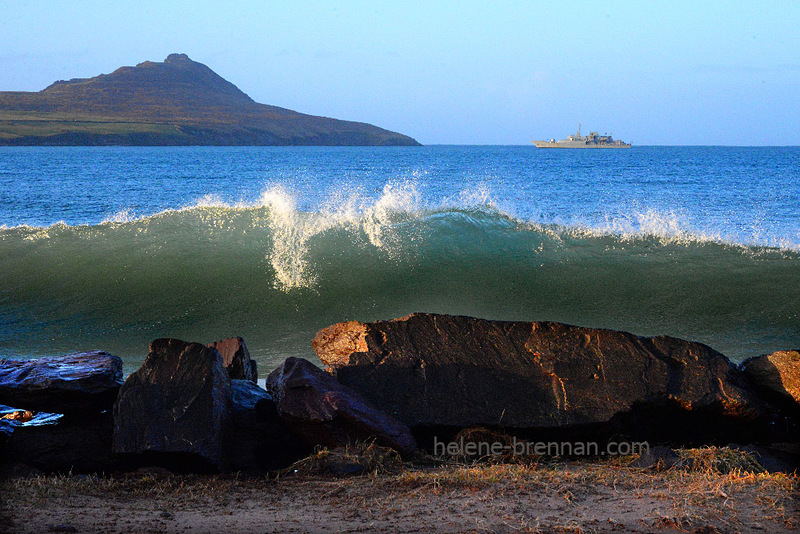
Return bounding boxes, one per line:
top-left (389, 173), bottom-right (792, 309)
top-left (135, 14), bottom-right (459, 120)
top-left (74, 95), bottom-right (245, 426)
top-left (4, 182), bottom-right (799, 296)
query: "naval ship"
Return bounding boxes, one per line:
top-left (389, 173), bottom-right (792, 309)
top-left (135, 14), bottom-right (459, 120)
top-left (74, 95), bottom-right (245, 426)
top-left (532, 123), bottom-right (631, 148)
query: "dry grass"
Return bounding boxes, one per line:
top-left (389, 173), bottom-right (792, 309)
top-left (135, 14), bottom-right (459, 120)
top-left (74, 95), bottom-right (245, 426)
top-left (390, 455), bottom-right (798, 532)
top-left (678, 446), bottom-right (766, 474)
top-left (282, 442), bottom-right (404, 477)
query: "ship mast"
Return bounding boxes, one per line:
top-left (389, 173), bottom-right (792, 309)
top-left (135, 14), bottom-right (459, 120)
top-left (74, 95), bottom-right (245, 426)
top-left (577, 122), bottom-right (581, 137)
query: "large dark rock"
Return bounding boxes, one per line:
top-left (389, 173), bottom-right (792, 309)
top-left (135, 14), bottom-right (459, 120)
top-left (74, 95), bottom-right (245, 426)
top-left (0, 352), bottom-right (123, 414)
top-left (1, 404), bottom-right (30, 449)
top-left (742, 350), bottom-right (800, 412)
top-left (113, 339), bottom-right (230, 471)
top-left (313, 314), bottom-right (773, 444)
top-left (222, 379), bottom-right (309, 472)
top-left (1, 404), bottom-right (62, 425)
top-left (728, 444), bottom-right (800, 474)
top-left (266, 357), bottom-right (417, 455)
top-left (2, 411), bottom-right (116, 474)
top-left (1, 403), bottom-right (116, 474)
top-left (208, 337), bottom-right (257, 382)
top-left (0, 419), bottom-right (14, 445)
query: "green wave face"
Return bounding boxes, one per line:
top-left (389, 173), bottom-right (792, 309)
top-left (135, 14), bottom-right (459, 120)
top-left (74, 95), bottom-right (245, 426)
top-left (2, 203), bottom-right (798, 373)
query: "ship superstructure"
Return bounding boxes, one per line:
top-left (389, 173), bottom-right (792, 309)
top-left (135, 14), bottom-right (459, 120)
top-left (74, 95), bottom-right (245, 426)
top-left (532, 123), bottom-right (631, 148)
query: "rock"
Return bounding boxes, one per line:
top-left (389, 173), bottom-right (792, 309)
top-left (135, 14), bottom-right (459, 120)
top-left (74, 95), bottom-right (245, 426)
top-left (313, 314), bottom-right (771, 443)
top-left (1, 410), bottom-right (34, 422)
top-left (230, 378), bottom-right (269, 413)
top-left (207, 337), bottom-right (257, 382)
top-left (113, 339), bottom-right (230, 471)
top-left (3, 412), bottom-right (116, 474)
top-left (1, 403), bottom-right (115, 473)
top-left (630, 446), bottom-right (687, 470)
top-left (742, 350), bottom-right (800, 411)
top-left (134, 465), bottom-right (174, 476)
top-left (222, 379), bottom-right (268, 472)
top-left (1, 412), bottom-right (18, 449)
top-left (728, 444), bottom-right (799, 474)
top-left (324, 457), bottom-right (366, 476)
top-left (222, 379), bottom-right (309, 472)
top-left (0, 419), bottom-right (14, 445)
top-left (0, 351), bottom-right (123, 414)
top-left (1, 404), bottom-right (56, 450)
top-left (0, 461), bottom-right (45, 479)
top-left (266, 357), bottom-right (417, 455)
top-left (439, 427), bottom-right (520, 463)
top-left (1, 404), bottom-right (62, 425)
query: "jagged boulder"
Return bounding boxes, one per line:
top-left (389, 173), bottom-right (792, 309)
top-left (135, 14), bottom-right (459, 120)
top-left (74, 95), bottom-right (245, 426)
top-left (208, 337), bottom-right (257, 382)
top-left (266, 357), bottom-right (417, 455)
top-left (0, 420), bottom-right (14, 447)
top-left (742, 350), bottom-right (800, 410)
top-left (1, 407), bottom-right (115, 474)
top-left (313, 314), bottom-right (773, 443)
top-left (0, 352), bottom-right (123, 414)
top-left (113, 339), bottom-right (230, 471)
top-left (1, 405), bottom-right (31, 449)
top-left (222, 379), bottom-right (309, 472)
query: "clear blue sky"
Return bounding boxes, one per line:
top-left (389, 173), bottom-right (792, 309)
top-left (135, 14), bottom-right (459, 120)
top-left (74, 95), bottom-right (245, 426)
top-left (2, 1), bottom-right (799, 145)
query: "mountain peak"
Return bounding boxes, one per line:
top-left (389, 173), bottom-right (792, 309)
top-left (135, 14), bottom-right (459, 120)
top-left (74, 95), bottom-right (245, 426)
top-left (164, 53), bottom-right (191, 63)
top-left (42, 53), bottom-right (255, 111)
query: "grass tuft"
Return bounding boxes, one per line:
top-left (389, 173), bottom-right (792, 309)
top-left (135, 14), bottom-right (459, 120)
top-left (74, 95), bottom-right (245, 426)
top-left (283, 442), bottom-right (404, 478)
top-left (679, 446), bottom-right (766, 474)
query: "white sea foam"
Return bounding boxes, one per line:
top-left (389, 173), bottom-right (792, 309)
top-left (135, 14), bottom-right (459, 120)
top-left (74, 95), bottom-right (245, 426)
top-left (593, 208), bottom-right (722, 244)
top-left (259, 186), bottom-right (325, 291)
top-left (361, 182), bottom-right (419, 249)
top-left (456, 183), bottom-right (496, 209)
top-left (192, 193), bottom-right (234, 209)
top-left (17, 221), bottom-right (78, 241)
top-left (102, 209), bottom-right (137, 224)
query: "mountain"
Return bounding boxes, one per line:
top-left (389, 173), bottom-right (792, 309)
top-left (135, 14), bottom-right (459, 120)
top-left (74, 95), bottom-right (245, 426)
top-left (0, 54), bottom-right (420, 146)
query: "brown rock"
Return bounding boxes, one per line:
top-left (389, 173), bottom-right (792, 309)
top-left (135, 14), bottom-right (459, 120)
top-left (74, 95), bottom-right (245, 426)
top-left (207, 337), bottom-right (257, 382)
top-left (266, 357), bottom-right (417, 455)
top-left (1, 410), bottom-right (34, 422)
top-left (313, 313), bottom-right (769, 442)
top-left (742, 350), bottom-right (800, 409)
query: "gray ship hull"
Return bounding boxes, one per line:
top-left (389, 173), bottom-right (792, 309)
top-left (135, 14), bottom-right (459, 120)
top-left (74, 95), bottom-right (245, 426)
top-left (532, 140), bottom-right (631, 148)
top-left (532, 124), bottom-right (631, 148)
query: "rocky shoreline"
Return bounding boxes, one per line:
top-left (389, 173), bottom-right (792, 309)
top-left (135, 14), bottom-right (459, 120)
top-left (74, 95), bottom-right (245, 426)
top-left (2, 313), bottom-right (799, 476)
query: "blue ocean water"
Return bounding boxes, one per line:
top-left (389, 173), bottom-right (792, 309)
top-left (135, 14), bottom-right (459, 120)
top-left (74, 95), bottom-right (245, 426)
top-left (1, 145), bottom-right (798, 372)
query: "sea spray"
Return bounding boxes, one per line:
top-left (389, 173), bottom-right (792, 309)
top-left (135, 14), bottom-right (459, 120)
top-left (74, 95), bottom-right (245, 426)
top-left (261, 187), bottom-right (319, 291)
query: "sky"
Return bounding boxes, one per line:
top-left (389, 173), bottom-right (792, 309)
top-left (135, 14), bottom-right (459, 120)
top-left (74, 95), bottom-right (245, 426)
top-left (1, 1), bottom-right (799, 145)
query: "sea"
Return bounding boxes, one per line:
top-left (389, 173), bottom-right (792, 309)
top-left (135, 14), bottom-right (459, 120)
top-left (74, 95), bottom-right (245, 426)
top-left (1, 145), bottom-right (798, 374)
